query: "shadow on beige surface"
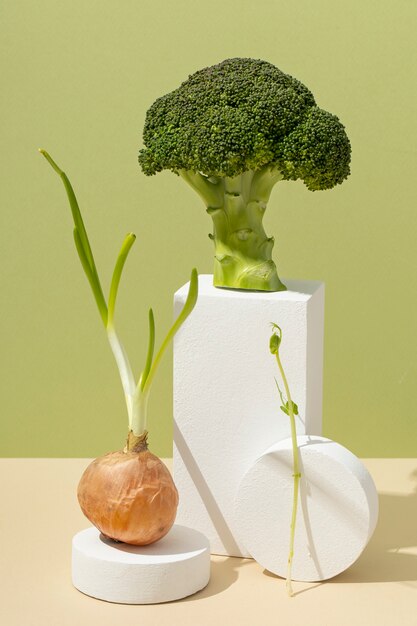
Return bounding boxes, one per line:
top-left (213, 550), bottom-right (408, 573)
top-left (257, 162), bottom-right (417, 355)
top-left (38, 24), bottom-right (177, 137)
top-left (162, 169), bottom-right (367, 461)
top-left (332, 468), bottom-right (417, 584)
top-left (262, 467), bottom-right (417, 587)
top-left (178, 556), bottom-right (253, 602)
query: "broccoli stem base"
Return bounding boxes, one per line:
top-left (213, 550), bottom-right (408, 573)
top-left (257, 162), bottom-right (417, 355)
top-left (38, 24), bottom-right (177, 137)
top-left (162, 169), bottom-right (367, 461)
top-left (180, 167), bottom-right (287, 292)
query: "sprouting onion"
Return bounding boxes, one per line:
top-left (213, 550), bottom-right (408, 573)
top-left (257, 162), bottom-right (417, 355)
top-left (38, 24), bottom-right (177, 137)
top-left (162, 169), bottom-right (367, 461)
top-left (40, 149), bottom-right (198, 544)
top-left (270, 324), bottom-right (301, 596)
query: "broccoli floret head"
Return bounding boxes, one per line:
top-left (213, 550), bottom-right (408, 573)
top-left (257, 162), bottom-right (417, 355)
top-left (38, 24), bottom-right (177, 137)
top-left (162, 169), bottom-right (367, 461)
top-left (138, 57), bottom-right (351, 190)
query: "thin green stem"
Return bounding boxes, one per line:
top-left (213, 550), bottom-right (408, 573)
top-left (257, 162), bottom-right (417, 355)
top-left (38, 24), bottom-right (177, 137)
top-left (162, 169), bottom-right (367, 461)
top-left (275, 349), bottom-right (300, 597)
top-left (270, 323), bottom-right (301, 597)
top-left (274, 377), bottom-right (287, 409)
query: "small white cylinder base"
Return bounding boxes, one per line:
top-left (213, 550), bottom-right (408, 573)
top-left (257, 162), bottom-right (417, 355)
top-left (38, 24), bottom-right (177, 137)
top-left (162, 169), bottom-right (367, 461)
top-left (72, 525), bottom-right (210, 604)
top-left (234, 436), bottom-right (379, 581)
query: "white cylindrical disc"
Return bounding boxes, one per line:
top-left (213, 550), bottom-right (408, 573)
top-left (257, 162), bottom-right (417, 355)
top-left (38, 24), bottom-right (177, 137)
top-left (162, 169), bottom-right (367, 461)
top-left (72, 524), bottom-right (210, 604)
top-left (234, 436), bottom-right (379, 581)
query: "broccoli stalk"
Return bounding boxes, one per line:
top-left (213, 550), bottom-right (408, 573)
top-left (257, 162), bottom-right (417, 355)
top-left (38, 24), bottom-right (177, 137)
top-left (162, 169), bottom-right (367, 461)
top-left (139, 58), bottom-right (351, 292)
top-left (179, 166), bottom-right (285, 290)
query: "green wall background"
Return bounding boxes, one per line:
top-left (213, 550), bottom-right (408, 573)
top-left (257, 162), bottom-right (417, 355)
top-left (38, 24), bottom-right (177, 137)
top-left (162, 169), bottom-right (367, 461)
top-left (1, 0), bottom-right (416, 458)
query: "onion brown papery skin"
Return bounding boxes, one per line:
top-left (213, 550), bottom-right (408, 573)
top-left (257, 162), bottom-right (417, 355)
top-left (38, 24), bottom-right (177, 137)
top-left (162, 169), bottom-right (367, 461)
top-left (77, 439), bottom-right (178, 546)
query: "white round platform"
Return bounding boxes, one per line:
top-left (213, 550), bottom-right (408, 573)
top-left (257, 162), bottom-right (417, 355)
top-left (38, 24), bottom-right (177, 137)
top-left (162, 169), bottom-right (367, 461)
top-left (234, 435), bottom-right (379, 581)
top-left (72, 524), bottom-right (210, 604)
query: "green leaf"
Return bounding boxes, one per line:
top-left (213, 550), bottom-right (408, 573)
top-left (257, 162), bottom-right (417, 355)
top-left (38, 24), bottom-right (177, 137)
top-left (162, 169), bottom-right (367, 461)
top-left (270, 334), bottom-right (279, 354)
top-left (269, 323), bottom-right (282, 354)
top-left (40, 150), bottom-right (95, 271)
top-left (279, 400), bottom-right (299, 417)
top-left (141, 268), bottom-right (198, 395)
top-left (73, 228), bottom-right (108, 326)
top-left (107, 233), bottom-right (136, 328)
top-left (40, 149), bottom-right (108, 327)
top-left (140, 308), bottom-right (155, 391)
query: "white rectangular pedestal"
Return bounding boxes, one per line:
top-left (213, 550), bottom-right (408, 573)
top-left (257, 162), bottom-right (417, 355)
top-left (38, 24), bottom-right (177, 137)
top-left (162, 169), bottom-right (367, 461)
top-left (173, 274), bottom-right (324, 557)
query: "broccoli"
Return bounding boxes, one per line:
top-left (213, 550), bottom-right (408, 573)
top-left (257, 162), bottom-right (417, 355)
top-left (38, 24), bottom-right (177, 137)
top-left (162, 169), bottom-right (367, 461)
top-left (138, 58), bottom-right (351, 291)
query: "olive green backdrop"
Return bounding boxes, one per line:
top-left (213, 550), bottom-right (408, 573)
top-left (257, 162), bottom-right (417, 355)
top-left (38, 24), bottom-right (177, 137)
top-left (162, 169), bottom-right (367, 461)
top-left (1, 0), bottom-right (416, 457)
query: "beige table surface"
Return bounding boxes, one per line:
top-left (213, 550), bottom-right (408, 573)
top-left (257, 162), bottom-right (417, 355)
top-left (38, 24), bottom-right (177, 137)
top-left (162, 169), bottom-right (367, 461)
top-left (0, 458), bottom-right (416, 626)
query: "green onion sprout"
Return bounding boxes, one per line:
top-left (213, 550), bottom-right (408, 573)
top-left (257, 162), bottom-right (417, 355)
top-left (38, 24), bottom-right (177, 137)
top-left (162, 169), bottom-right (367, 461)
top-left (39, 149), bottom-right (198, 442)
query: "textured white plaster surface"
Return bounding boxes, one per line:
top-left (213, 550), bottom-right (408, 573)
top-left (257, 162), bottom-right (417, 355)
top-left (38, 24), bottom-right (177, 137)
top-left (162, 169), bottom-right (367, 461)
top-left (72, 525), bottom-right (210, 604)
top-left (173, 274), bottom-right (324, 557)
top-left (234, 435), bottom-right (379, 581)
